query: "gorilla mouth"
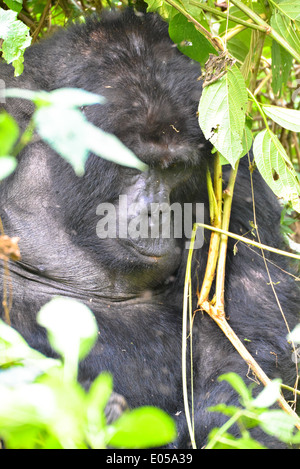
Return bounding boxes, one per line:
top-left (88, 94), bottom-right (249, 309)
top-left (119, 237), bottom-right (179, 261)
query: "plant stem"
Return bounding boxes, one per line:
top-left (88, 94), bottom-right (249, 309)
top-left (198, 156), bottom-right (222, 304)
top-left (201, 300), bottom-right (300, 430)
top-left (215, 161), bottom-right (239, 314)
top-left (230, 0), bottom-right (300, 63)
top-left (247, 32), bottom-right (266, 103)
top-left (182, 227), bottom-right (197, 449)
top-left (205, 409), bottom-right (244, 449)
top-left (165, 0), bottom-right (224, 51)
top-left (194, 223), bottom-right (300, 261)
top-left (12, 118), bottom-right (35, 157)
top-left (189, 1), bottom-right (268, 33)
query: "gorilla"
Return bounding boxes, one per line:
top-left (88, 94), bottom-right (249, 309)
top-left (0, 9), bottom-right (299, 449)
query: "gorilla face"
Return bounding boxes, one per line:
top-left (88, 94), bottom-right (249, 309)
top-left (91, 151), bottom-right (204, 283)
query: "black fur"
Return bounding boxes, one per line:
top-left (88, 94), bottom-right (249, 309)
top-left (0, 9), bottom-right (299, 448)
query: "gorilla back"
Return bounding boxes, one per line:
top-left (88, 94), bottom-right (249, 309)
top-left (0, 9), bottom-right (299, 449)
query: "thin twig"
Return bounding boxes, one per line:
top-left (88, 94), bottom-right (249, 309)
top-left (195, 224), bottom-right (300, 261)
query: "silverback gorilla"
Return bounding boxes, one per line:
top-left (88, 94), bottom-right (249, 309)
top-left (0, 9), bottom-right (299, 448)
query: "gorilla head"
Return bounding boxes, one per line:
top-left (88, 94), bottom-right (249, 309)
top-left (0, 9), bottom-right (299, 449)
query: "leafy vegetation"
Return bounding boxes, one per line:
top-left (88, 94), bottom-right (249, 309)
top-left (0, 297), bottom-right (176, 449)
top-left (0, 0), bottom-right (300, 450)
top-left (206, 372), bottom-right (300, 449)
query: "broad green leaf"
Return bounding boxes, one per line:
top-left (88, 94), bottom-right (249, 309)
top-left (271, 10), bottom-right (300, 55)
top-left (3, 1), bottom-right (23, 13)
top-left (198, 67), bottom-right (248, 167)
top-left (0, 8), bottom-right (31, 76)
top-left (5, 87), bottom-right (147, 174)
top-left (0, 319), bottom-right (58, 387)
top-left (0, 319), bottom-right (56, 368)
top-left (253, 129), bottom-right (300, 213)
top-left (262, 105), bottom-right (300, 132)
top-left (145, 0), bottom-right (175, 19)
top-left (251, 380), bottom-right (282, 409)
top-left (228, 37), bottom-right (251, 64)
top-left (37, 297), bottom-right (98, 363)
top-left (259, 410), bottom-right (298, 443)
top-left (275, 0), bottom-right (300, 23)
top-left (271, 40), bottom-right (293, 95)
top-left (34, 106), bottom-right (90, 176)
top-left (34, 88), bottom-right (105, 109)
top-left (168, 13), bottom-right (216, 66)
top-left (0, 156), bottom-right (17, 180)
top-left (87, 123), bottom-right (148, 172)
top-left (218, 125), bottom-right (252, 166)
top-left (108, 407), bottom-right (176, 449)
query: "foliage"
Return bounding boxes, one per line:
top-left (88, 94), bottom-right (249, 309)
top-left (144, 0), bottom-right (300, 214)
top-left (0, 6), bottom-right (31, 75)
top-left (0, 87), bottom-right (147, 178)
top-left (206, 372), bottom-right (300, 449)
top-left (0, 297), bottom-right (176, 449)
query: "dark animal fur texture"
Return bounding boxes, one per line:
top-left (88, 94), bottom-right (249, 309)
top-left (0, 9), bottom-right (299, 448)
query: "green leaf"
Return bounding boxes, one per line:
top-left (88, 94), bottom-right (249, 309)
top-left (0, 156), bottom-right (17, 180)
top-left (271, 40), bottom-right (293, 95)
top-left (168, 13), bottom-right (216, 66)
top-left (0, 8), bottom-right (31, 76)
top-left (0, 112), bottom-right (19, 156)
top-left (208, 403), bottom-right (241, 417)
top-left (198, 67), bottom-right (248, 168)
top-left (228, 37), bottom-right (250, 64)
top-left (271, 10), bottom-right (300, 55)
top-left (253, 129), bottom-right (300, 213)
top-left (34, 106), bottom-right (91, 176)
top-left (108, 407), bottom-right (176, 449)
top-left (251, 380), bottom-right (282, 409)
top-left (218, 125), bottom-right (252, 166)
top-left (262, 105), bottom-right (300, 132)
top-left (3, 0), bottom-right (23, 13)
top-left (287, 324), bottom-right (300, 344)
top-left (5, 87), bottom-right (147, 174)
top-left (259, 410), bottom-right (298, 443)
top-left (34, 87), bottom-right (105, 109)
top-left (145, 0), bottom-right (175, 19)
top-left (86, 123), bottom-right (148, 172)
top-left (0, 319), bottom-right (59, 386)
top-left (37, 297), bottom-right (98, 363)
top-left (218, 373), bottom-right (252, 407)
top-left (275, 0), bottom-right (300, 22)
top-left (86, 373), bottom-right (113, 448)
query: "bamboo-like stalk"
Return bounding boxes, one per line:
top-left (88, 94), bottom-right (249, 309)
top-left (198, 155), bottom-right (223, 305)
top-left (215, 161), bottom-right (239, 314)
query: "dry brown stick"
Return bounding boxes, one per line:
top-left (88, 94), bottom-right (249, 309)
top-left (201, 299), bottom-right (300, 430)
